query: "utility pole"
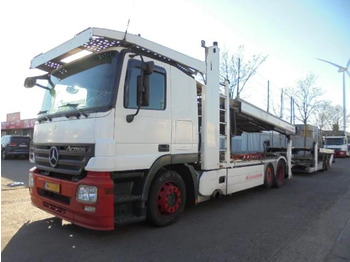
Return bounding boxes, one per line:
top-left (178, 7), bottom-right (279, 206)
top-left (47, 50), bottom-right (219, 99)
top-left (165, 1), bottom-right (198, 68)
top-left (342, 72), bottom-right (346, 133)
top-left (290, 97), bottom-right (295, 125)
top-left (267, 80), bottom-right (270, 113)
top-left (293, 98), bottom-right (295, 125)
top-left (236, 58), bottom-right (241, 98)
top-left (280, 88), bottom-right (284, 118)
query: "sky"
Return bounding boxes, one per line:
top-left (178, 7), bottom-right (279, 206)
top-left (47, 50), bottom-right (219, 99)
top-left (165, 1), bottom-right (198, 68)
top-left (1, 0), bottom-right (349, 130)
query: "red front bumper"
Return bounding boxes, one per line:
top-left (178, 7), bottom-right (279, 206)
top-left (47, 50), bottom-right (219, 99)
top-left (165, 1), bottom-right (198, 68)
top-left (29, 168), bottom-right (115, 231)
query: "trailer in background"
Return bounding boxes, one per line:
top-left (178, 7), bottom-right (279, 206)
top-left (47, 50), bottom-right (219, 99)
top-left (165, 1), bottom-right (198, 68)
top-left (290, 143), bottom-right (334, 173)
top-left (235, 125), bottom-right (335, 174)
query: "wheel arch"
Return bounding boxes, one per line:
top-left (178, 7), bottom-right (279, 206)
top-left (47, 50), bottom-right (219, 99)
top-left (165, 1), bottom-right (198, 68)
top-left (273, 157), bottom-right (287, 188)
top-left (141, 154), bottom-right (199, 206)
top-left (274, 156), bottom-right (288, 178)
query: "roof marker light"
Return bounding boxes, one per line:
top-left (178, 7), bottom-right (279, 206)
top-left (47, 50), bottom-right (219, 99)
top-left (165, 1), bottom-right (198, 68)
top-left (61, 50), bottom-right (92, 63)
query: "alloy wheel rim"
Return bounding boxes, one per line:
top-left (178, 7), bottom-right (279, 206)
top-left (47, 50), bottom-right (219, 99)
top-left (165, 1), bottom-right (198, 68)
top-left (157, 182), bottom-right (182, 214)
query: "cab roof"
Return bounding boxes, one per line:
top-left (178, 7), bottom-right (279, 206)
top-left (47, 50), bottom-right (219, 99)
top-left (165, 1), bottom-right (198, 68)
top-left (30, 27), bottom-right (205, 77)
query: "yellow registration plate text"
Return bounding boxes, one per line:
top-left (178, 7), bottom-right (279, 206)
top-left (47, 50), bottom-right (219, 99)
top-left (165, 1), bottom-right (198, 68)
top-left (44, 182), bottom-right (60, 193)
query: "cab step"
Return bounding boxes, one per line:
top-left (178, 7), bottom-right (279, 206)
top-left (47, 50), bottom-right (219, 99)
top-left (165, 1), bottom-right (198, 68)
top-left (114, 194), bottom-right (142, 204)
top-left (115, 215), bottom-right (146, 226)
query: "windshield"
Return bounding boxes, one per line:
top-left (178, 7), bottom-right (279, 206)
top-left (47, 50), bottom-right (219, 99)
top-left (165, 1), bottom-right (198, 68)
top-left (40, 51), bottom-right (120, 118)
top-left (325, 137), bottom-right (345, 145)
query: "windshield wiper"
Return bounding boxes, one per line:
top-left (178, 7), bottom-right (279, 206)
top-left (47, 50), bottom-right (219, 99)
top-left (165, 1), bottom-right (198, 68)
top-left (59, 103), bottom-right (89, 118)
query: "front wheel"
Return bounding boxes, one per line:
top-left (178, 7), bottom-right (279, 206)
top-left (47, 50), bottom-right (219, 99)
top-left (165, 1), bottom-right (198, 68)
top-left (147, 169), bottom-right (186, 227)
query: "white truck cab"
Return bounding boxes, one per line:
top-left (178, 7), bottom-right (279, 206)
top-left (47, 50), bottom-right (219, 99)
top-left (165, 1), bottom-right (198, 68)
top-left (324, 135), bottom-right (349, 158)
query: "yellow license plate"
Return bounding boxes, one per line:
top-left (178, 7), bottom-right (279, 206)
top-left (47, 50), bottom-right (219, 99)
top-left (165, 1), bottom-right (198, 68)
top-left (45, 182), bottom-right (60, 193)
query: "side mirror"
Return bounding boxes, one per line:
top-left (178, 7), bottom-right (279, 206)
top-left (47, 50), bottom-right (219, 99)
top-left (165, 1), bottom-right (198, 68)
top-left (142, 74), bottom-right (150, 106)
top-left (24, 77), bottom-right (36, 88)
top-left (136, 61), bottom-right (154, 107)
top-left (137, 75), bottom-right (150, 107)
top-left (126, 60), bottom-right (154, 123)
top-left (24, 74), bottom-right (51, 90)
top-left (144, 61), bottom-right (154, 74)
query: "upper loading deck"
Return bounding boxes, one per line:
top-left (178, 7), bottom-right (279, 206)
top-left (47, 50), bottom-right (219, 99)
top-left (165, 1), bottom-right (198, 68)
top-left (229, 98), bottom-right (295, 136)
top-left (30, 27), bottom-right (205, 76)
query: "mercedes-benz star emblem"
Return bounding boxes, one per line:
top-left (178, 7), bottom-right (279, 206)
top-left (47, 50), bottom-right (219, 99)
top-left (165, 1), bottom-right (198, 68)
top-left (49, 147), bottom-right (59, 168)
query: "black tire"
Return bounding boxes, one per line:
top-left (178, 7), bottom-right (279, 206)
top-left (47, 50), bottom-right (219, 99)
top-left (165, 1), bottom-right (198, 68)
top-left (322, 155), bottom-right (328, 171)
top-left (325, 156), bottom-right (330, 170)
top-left (273, 160), bottom-right (286, 188)
top-left (264, 163), bottom-right (274, 188)
top-left (147, 169), bottom-right (186, 227)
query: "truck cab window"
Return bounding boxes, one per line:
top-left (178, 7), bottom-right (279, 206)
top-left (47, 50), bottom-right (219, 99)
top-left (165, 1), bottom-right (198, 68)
top-left (124, 59), bottom-right (166, 110)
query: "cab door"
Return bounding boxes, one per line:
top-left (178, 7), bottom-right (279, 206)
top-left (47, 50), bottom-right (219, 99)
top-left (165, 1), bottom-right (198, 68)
top-left (115, 56), bottom-right (171, 171)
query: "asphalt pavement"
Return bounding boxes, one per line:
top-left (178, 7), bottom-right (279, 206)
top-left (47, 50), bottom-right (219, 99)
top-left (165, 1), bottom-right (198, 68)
top-left (1, 157), bottom-right (350, 261)
top-left (273, 175), bottom-right (350, 261)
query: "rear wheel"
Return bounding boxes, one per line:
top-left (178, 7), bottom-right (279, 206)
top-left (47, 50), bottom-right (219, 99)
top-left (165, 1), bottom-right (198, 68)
top-left (147, 169), bottom-right (186, 227)
top-left (273, 160), bottom-right (285, 188)
top-left (264, 164), bottom-right (274, 188)
top-left (323, 155), bottom-right (330, 171)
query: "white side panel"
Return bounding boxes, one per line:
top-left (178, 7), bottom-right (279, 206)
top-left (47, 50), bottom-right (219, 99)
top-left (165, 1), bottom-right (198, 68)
top-left (115, 110), bottom-right (171, 170)
top-left (175, 121), bottom-right (193, 144)
top-left (198, 169), bottom-right (227, 196)
top-left (227, 165), bottom-right (264, 194)
top-left (201, 44), bottom-right (220, 170)
top-left (170, 66), bottom-right (198, 154)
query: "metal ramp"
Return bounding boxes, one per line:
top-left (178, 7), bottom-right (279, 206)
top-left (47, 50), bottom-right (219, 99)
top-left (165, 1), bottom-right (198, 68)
top-left (229, 98), bottom-right (295, 136)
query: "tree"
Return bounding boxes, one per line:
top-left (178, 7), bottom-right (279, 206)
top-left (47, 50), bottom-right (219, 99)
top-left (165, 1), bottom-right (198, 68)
top-left (313, 103), bottom-right (350, 132)
top-left (287, 74), bottom-right (323, 125)
top-left (220, 46), bottom-right (268, 98)
top-left (313, 100), bottom-right (332, 131)
top-left (328, 105), bottom-right (350, 131)
top-left (286, 73), bottom-right (323, 146)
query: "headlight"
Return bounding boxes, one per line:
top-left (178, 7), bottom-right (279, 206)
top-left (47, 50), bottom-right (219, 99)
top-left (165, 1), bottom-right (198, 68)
top-left (77, 185), bottom-right (98, 203)
top-left (28, 171), bottom-right (34, 188)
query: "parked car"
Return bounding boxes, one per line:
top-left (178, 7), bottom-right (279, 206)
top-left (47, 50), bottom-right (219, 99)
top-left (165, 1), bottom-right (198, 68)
top-left (1, 135), bottom-right (31, 160)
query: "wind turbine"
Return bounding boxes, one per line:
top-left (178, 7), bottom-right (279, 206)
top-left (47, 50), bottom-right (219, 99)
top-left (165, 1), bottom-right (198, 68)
top-left (317, 58), bottom-right (350, 133)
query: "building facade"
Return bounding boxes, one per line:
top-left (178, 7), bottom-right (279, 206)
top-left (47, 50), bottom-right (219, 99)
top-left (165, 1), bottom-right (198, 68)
top-left (1, 112), bottom-right (36, 138)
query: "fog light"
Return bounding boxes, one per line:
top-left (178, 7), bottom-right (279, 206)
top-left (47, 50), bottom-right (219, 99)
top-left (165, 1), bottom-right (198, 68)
top-left (84, 206), bottom-right (96, 213)
top-left (28, 172), bottom-right (34, 188)
top-left (77, 185), bottom-right (98, 203)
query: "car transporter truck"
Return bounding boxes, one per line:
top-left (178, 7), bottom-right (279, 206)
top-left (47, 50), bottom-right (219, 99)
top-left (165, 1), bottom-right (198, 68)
top-left (25, 28), bottom-right (296, 230)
